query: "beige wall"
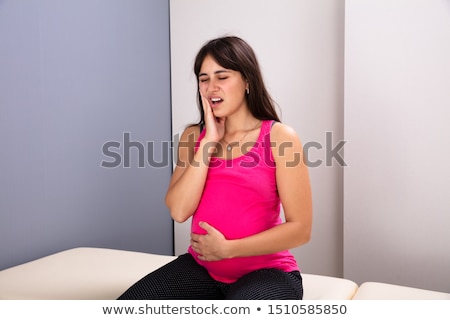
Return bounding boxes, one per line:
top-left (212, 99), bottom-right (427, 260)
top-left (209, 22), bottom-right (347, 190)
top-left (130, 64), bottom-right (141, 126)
top-left (344, 0), bottom-right (450, 292)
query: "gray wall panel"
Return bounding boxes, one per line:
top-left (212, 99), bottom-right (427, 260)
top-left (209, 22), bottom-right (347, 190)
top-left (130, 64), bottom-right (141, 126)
top-left (0, 0), bottom-right (173, 270)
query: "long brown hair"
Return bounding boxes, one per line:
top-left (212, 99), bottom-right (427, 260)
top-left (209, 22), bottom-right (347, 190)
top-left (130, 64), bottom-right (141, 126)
top-left (193, 36), bottom-right (281, 126)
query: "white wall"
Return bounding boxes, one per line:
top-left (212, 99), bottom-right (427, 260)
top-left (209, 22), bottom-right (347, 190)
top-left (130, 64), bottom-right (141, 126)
top-left (344, 0), bottom-right (450, 292)
top-left (170, 0), bottom-right (345, 277)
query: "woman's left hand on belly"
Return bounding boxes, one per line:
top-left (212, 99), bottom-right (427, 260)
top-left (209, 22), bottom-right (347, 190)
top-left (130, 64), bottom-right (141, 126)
top-left (190, 221), bottom-right (231, 262)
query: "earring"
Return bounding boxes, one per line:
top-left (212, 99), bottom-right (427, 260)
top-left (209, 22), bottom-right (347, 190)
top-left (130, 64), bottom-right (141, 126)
top-left (246, 87), bottom-right (249, 94)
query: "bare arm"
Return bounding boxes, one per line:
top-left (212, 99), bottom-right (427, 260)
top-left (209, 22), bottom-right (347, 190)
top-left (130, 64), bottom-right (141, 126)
top-left (165, 126), bottom-right (211, 222)
top-left (191, 122), bottom-right (312, 260)
top-left (165, 95), bottom-right (225, 223)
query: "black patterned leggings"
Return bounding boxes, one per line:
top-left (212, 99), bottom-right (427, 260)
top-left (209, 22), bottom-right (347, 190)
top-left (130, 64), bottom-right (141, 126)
top-left (117, 253), bottom-right (303, 300)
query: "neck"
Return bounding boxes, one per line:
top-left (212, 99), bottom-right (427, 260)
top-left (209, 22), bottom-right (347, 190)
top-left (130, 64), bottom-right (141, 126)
top-left (224, 113), bottom-right (260, 135)
top-left (222, 119), bottom-right (262, 146)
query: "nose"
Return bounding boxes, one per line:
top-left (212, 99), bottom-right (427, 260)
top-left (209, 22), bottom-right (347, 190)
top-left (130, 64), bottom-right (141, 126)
top-left (205, 78), bottom-right (219, 94)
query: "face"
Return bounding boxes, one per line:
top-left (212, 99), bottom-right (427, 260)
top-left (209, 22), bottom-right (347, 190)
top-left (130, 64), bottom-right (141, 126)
top-left (198, 55), bottom-right (248, 118)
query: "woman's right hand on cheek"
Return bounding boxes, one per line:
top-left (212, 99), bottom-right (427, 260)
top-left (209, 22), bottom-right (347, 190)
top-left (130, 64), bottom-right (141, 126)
top-left (201, 94), bottom-right (225, 143)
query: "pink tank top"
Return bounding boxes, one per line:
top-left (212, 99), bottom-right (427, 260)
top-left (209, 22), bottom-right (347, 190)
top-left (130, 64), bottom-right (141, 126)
top-left (188, 120), bottom-right (299, 283)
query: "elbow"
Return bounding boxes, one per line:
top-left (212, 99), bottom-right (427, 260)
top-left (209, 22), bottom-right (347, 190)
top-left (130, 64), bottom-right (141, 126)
top-left (165, 184), bottom-right (202, 223)
top-left (167, 202), bottom-right (185, 223)
top-left (166, 198), bottom-right (192, 223)
top-left (295, 223), bottom-right (312, 247)
top-left (302, 219), bottom-right (312, 244)
top-left (165, 196), bottom-right (180, 222)
top-left (299, 210), bottom-right (312, 245)
top-left (303, 228), bottom-right (312, 244)
top-left (304, 220), bottom-right (313, 244)
top-left (170, 210), bottom-right (190, 223)
top-left (294, 231), bottom-right (311, 248)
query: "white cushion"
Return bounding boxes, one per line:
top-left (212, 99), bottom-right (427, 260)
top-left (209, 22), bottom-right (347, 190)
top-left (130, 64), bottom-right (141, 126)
top-left (0, 247), bottom-right (358, 300)
top-left (0, 247), bottom-right (176, 299)
top-left (302, 273), bottom-right (358, 300)
top-left (353, 281), bottom-right (450, 300)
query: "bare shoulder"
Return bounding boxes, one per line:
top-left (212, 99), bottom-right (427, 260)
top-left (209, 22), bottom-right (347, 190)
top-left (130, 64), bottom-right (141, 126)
top-left (179, 124), bottom-right (202, 144)
top-left (270, 122), bottom-right (308, 171)
top-left (270, 122), bottom-right (302, 146)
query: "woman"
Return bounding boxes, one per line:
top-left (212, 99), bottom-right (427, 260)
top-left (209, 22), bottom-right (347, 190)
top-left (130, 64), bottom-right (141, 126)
top-left (118, 36), bottom-right (312, 300)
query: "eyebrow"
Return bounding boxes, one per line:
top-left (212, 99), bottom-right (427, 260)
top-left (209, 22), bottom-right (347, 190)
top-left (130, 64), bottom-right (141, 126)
top-left (198, 70), bottom-right (231, 78)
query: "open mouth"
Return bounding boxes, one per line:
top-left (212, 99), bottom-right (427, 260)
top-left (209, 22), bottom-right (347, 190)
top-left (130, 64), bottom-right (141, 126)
top-left (210, 97), bottom-right (223, 105)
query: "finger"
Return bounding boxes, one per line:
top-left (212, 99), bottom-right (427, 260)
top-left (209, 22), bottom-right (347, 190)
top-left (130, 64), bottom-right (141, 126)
top-left (198, 221), bottom-right (211, 233)
top-left (199, 221), bottom-right (218, 235)
top-left (201, 94), bottom-right (223, 124)
top-left (190, 232), bottom-right (202, 241)
top-left (200, 94), bottom-right (211, 115)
